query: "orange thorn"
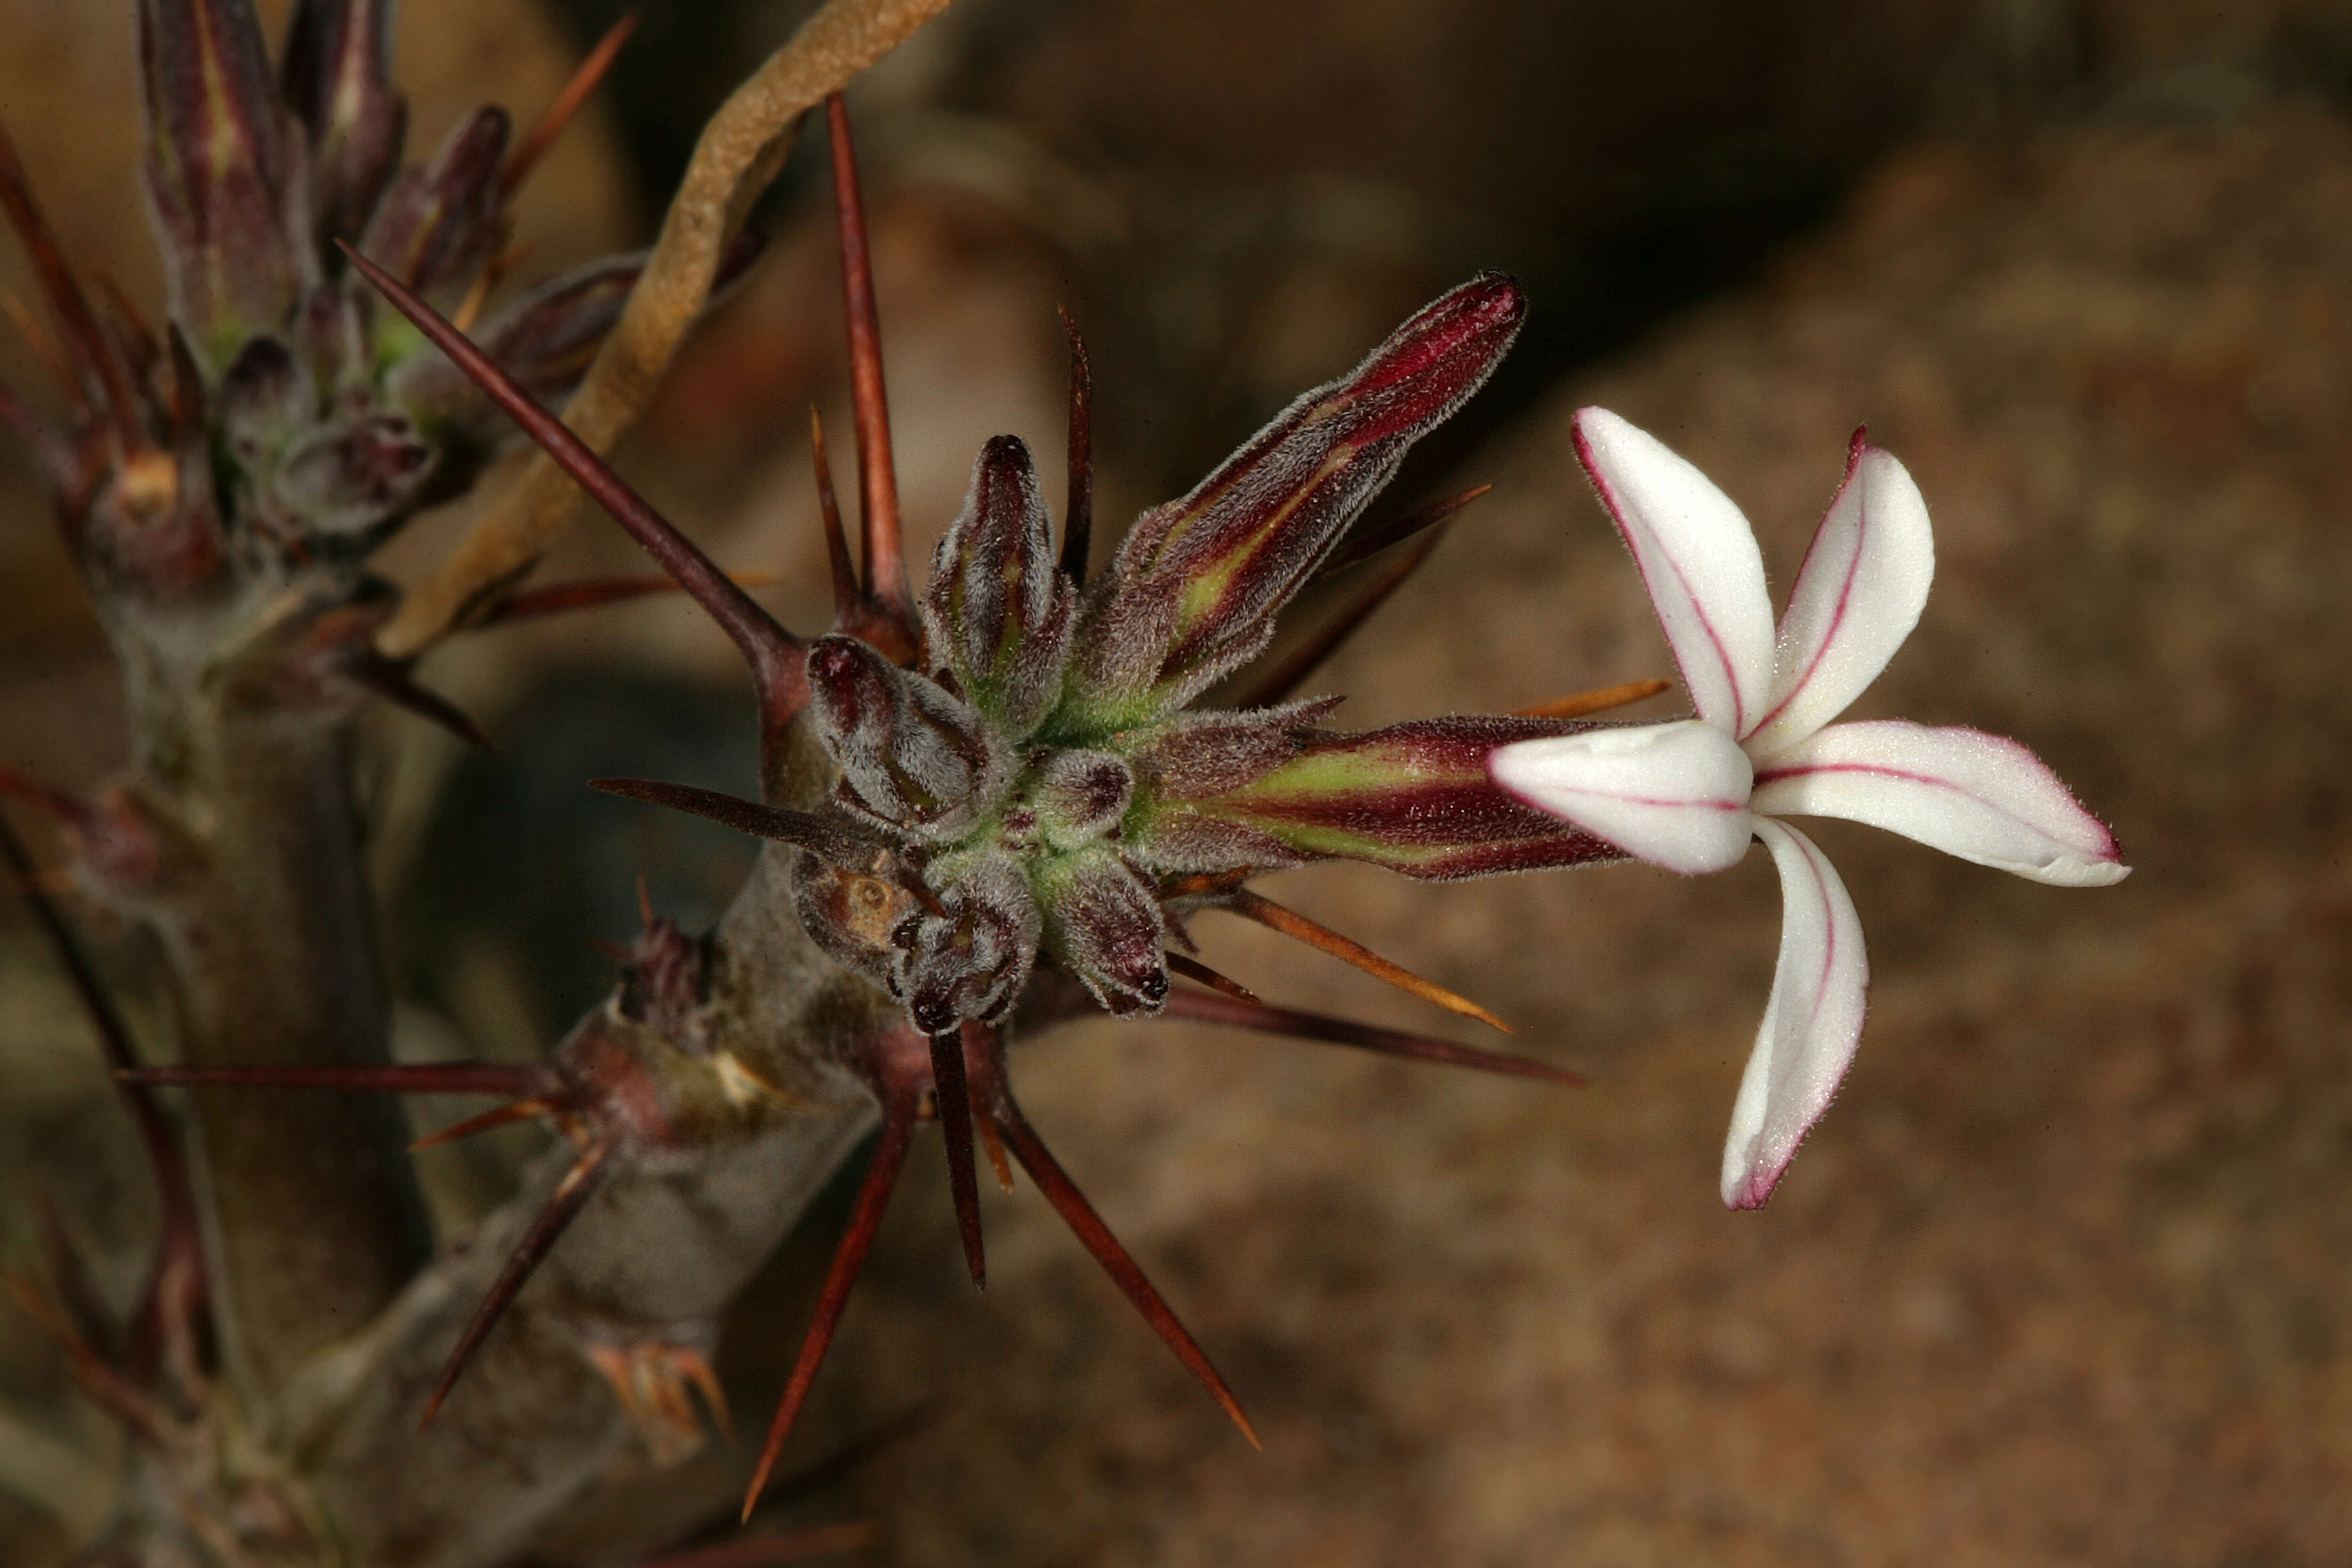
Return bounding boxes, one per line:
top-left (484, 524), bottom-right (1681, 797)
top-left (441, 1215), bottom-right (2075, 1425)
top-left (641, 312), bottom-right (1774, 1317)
top-left (1223, 888), bottom-right (1512, 1033)
top-left (407, 1098), bottom-right (548, 1152)
top-left (503, 12), bottom-right (639, 198)
top-left (1511, 677), bottom-right (1672, 720)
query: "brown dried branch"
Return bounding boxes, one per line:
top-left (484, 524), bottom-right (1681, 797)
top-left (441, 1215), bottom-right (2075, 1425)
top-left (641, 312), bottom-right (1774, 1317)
top-left (376, 0), bottom-right (957, 659)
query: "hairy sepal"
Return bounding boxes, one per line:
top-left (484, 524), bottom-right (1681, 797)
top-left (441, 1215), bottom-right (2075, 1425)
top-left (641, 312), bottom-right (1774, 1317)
top-left (894, 849), bottom-right (1039, 1034)
top-left (1067, 274), bottom-right (1525, 727)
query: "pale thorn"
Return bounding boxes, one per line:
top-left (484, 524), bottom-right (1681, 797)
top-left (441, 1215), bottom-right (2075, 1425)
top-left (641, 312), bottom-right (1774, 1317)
top-left (1722, 819), bottom-right (1868, 1210)
top-left (1488, 719), bottom-right (1754, 875)
top-left (1752, 721), bottom-right (2129, 888)
top-left (1571, 408), bottom-right (1775, 736)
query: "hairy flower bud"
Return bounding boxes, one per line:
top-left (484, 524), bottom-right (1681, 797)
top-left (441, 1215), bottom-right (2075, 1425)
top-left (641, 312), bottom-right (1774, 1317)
top-left (1132, 715), bottom-right (1622, 881)
top-left (138, 0), bottom-right (310, 352)
top-left (1036, 846), bottom-right (1170, 1016)
top-left (358, 106), bottom-right (508, 304)
top-left (281, 0), bottom-right (406, 249)
top-left (923, 434), bottom-right (1076, 739)
top-left (1068, 273), bottom-right (1526, 727)
top-left (892, 850), bottom-right (1039, 1033)
top-left (806, 634), bottom-right (1009, 840)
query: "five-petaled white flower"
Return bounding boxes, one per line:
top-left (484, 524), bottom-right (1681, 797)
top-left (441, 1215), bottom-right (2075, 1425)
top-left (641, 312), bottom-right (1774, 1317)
top-left (1490, 408), bottom-right (2129, 1210)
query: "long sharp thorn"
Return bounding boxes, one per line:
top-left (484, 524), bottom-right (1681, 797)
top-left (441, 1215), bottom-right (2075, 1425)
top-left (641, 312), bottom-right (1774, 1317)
top-left (1318, 483), bottom-right (1493, 581)
top-left (1159, 987), bottom-right (1583, 1085)
top-left (1511, 677), bottom-right (1673, 719)
top-left (503, 11), bottom-right (638, 198)
top-left (0, 118), bottom-right (141, 443)
top-left (408, 1098), bottom-right (548, 1152)
top-left (976, 1054), bottom-right (1258, 1448)
top-left (479, 569), bottom-right (784, 626)
top-left (1223, 888), bottom-right (1512, 1033)
top-left (808, 406), bottom-right (862, 627)
top-left (587, 778), bottom-right (878, 866)
top-left (1166, 951), bottom-right (1259, 1004)
top-left (0, 815), bottom-right (204, 1355)
top-left (423, 1131), bottom-right (615, 1423)
top-left (825, 94), bottom-right (912, 628)
top-left (1, 289), bottom-right (78, 405)
top-left (1057, 306), bottom-right (1093, 582)
top-left (929, 1028), bottom-right (985, 1288)
top-left (339, 242), bottom-right (809, 727)
top-left (344, 657), bottom-right (497, 751)
top-left (120, 1061), bottom-right (552, 1096)
top-left (4, 1275), bottom-right (170, 1445)
top-left (1230, 519), bottom-right (1453, 708)
top-left (743, 1089), bottom-right (915, 1521)
top-left (34, 1193), bottom-right (115, 1362)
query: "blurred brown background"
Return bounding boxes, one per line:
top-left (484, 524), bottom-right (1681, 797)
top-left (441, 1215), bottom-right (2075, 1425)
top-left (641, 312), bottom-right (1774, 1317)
top-left (7, 0), bottom-right (2352, 1562)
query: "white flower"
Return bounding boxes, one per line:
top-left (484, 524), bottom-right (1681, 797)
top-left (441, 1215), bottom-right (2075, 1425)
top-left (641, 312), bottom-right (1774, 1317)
top-left (1490, 408), bottom-right (2128, 1209)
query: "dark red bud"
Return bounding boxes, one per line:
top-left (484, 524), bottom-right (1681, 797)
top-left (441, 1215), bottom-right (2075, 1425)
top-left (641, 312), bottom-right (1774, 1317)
top-left (1131, 714), bottom-right (1622, 882)
top-left (281, 0), bottom-right (406, 246)
top-left (1037, 849), bottom-right (1170, 1017)
top-left (806, 635), bottom-right (1008, 840)
top-left (1070, 274), bottom-right (1525, 725)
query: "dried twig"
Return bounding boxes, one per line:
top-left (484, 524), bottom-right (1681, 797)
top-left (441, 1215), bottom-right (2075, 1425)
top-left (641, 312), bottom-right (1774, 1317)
top-left (376, 0), bottom-right (957, 659)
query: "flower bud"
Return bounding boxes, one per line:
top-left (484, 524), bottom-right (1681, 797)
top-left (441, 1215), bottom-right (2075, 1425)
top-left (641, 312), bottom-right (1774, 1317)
top-left (1070, 274), bottom-right (1525, 726)
top-left (805, 635), bottom-right (1009, 841)
top-left (1131, 715), bottom-right (1623, 881)
top-left (923, 435), bottom-right (1075, 738)
top-left (892, 851), bottom-right (1040, 1033)
top-left (1036, 847), bottom-right (1171, 1017)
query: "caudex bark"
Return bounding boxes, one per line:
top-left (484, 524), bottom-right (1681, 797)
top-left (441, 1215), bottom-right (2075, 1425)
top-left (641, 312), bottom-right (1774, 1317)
top-left (1, 2), bottom-right (1668, 1563)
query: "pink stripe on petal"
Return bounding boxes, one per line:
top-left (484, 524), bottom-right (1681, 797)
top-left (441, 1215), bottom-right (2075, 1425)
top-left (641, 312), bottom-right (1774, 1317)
top-left (1752, 721), bottom-right (2128, 887)
top-left (1745, 442), bottom-right (1934, 754)
top-left (1722, 819), bottom-right (1868, 1210)
top-left (1490, 720), bottom-right (1755, 875)
top-left (1572, 409), bottom-right (1775, 736)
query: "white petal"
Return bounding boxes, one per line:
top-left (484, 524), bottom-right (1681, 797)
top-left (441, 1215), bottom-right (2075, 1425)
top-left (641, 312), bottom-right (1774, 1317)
top-left (1751, 720), bottom-right (2130, 887)
top-left (1489, 719), bottom-right (1755, 875)
top-left (1721, 820), bottom-right (1869, 1210)
top-left (1572, 408), bottom-right (1776, 736)
top-left (1743, 440), bottom-right (1935, 754)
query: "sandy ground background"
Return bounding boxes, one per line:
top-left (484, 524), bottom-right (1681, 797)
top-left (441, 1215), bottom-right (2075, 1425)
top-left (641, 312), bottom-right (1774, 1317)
top-left (5, 1), bottom-right (2351, 1563)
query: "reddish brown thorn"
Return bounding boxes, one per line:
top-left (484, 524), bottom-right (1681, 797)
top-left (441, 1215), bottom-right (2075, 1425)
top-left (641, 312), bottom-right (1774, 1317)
top-left (34, 1192), bottom-right (115, 1364)
top-left (1159, 987), bottom-right (1582, 1085)
top-left (825, 94), bottom-right (912, 630)
top-left (1511, 677), bottom-right (1673, 720)
top-left (1057, 306), bottom-right (1093, 582)
top-left (1230, 517), bottom-right (1452, 708)
top-left (808, 406), bottom-right (862, 629)
top-left (479, 569), bottom-right (784, 627)
top-left (743, 1088), bottom-right (916, 1521)
top-left (344, 656), bottom-right (497, 751)
top-left (424, 1129), bottom-right (615, 1423)
top-left (120, 1061), bottom-right (552, 1096)
top-left (1166, 951), bottom-right (1259, 1004)
top-left (1221, 888), bottom-right (1511, 1033)
top-left (0, 117), bottom-right (140, 445)
top-left (1319, 483), bottom-right (1493, 581)
top-left (1, 288), bottom-right (77, 405)
top-left (408, 1098), bottom-right (548, 1152)
top-left (0, 762), bottom-right (92, 828)
top-left (588, 777), bottom-right (879, 866)
top-left (4, 1275), bottom-right (171, 1445)
top-left (648, 1522), bottom-right (881, 1568)
top-left (340, 242), bottom-right (809, 729)
top-left (503, 10), bottom-right (638, 198)
top-left (975, 1053), bottom-right (1258, 1449)
top-left (0, 812), bottom-right (205, 1380)
top-left (929, 1028), bottom-right (986, 1289)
